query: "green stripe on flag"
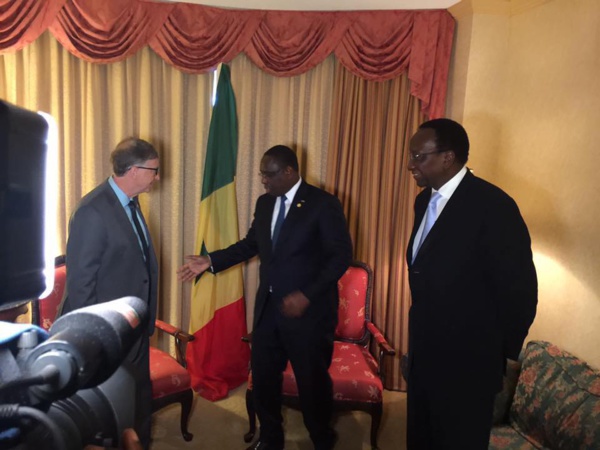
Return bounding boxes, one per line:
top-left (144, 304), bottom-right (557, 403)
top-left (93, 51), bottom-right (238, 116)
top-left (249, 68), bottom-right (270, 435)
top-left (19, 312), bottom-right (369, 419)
top-left (201, 65), bottom-right (238, 200)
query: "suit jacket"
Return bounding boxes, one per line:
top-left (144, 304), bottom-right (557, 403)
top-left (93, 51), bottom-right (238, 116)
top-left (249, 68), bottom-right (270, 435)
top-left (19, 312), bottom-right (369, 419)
top-left (210, 181), bottom-right (352, 330)
top-left (60, 179), bottom-right (158, 336)
top-left (406, 170), bottom-right (537, 392)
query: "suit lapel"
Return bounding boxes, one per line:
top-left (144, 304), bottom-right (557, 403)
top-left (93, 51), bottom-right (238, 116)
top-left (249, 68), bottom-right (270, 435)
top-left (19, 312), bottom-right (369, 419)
top-left (414, 172), bottom-right (474, 260)
top-left (102, 183), bottom-right (147, 263)
top-left (273, 182), bottom-right (308, 251)
top-left (133, 196), bottom-right (159, 274)
top-left (408, 188), bottom-right (430, 264)
top-left (261, 194), bottom-right (277, 256)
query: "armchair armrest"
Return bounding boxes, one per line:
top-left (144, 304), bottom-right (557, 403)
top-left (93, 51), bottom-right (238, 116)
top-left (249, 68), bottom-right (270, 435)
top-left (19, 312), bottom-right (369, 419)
top-left (366, 321), bottom-right (395, 382)
top-left (154, 319), bottom-right (195, 367)
top-left (366, 321), bottom-right (395, 355)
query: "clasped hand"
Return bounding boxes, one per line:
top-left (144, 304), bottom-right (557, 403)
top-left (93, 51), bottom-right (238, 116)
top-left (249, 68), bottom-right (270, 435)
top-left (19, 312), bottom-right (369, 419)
top-left (281, 291), bottom-right (310, 318)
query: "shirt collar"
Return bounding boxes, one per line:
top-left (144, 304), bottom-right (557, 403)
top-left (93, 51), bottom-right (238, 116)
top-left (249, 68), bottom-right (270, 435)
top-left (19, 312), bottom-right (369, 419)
top-left (283, 176), bottom-right (302, 202)
top-left (108, 175), bottom-right (131, 207)
top-left (433, 166), bottom-right (468, 199)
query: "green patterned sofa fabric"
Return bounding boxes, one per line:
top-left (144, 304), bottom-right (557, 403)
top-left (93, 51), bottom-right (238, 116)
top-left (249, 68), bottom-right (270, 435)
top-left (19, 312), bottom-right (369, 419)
top-left (489, 426), bottom-right (537, 449)
top-left (492, 359), bottom-right (523, 425)
top-left (490, 340), bottom-right (600, 450)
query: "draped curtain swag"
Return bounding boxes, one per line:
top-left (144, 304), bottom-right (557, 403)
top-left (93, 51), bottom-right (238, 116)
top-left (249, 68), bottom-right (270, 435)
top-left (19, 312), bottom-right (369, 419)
top-left (0, 0), bottom-right (455, 117)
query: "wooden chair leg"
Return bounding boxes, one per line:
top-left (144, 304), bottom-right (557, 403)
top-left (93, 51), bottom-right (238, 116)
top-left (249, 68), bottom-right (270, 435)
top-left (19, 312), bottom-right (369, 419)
top-left (180, 389), bottom-right (194, 442)
top-left (370, 402), bottom-right (382, 450)
top-left (244, 388), bottom-right (256, 443)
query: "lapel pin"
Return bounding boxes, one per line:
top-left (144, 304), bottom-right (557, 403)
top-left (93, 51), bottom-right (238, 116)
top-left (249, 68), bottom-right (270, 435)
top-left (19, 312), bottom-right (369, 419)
top-left (297, 200), bottom-right (305, 208)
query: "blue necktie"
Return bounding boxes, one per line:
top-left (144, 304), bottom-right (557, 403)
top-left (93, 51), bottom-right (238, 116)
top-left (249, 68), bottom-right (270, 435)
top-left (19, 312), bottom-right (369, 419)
top-left (272, 194), bottom-right (287, 247)
top-left (414, 191), bottom-right (441, 261)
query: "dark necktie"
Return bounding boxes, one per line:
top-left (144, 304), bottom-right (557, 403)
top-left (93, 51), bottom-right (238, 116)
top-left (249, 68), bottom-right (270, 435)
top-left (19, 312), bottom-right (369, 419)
top-left (128, 200), bottom-right (150, 268)
top-left (272, 194), bottom-right (287, 247)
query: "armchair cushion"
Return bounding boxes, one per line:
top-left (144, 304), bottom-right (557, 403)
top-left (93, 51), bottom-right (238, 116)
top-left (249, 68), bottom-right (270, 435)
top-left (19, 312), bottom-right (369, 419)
top-left (336, 266), bottom-right (369, 341)
top-left (330, 342), bottom-right (383, 403)
top-left (149, 346), bottom-right (192, 399)
top-left (279, 341), bottom-right (383, 404)
top-left (36, 263), bottom-right (66, 331)
top-left (244, 262), bottom-right (393, 450)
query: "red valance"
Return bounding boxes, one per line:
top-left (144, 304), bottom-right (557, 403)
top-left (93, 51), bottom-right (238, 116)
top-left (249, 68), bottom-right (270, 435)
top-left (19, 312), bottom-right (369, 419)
top-left (0, 0), bottom-right (455, 118)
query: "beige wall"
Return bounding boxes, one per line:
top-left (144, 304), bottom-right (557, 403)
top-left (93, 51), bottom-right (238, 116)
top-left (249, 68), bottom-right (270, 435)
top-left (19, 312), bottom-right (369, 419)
top-left (448, 0), bottom-right (600, 368)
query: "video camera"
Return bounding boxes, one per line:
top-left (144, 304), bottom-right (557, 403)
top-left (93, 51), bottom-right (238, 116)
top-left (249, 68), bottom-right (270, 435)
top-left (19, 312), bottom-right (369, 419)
top-left (0, 296), bottom-right (148, 450)
top-left (0, 101), bottom-right (145, 449)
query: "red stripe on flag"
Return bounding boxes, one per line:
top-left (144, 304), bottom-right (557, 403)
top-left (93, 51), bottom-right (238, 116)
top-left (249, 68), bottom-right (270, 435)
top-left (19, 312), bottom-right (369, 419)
top-left (186, 296), bottom-right (250, 401)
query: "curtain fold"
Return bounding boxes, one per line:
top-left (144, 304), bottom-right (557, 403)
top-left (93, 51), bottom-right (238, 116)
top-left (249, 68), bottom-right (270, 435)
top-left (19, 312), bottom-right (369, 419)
top-left (230, 53), bottom-right (335, 328)
top-left (0, 32), bottom-right (335, 358)
top-left (245, 11), bottom-right (350, 77)
top-left (0, 0), bottom-right (66, 52)
top-left (0, 30), bottom-right (214, 356)
top-left (149, 5), bottom-right (263, 73)
top-left (325, 62), bottom-right (425, 390)
top-left (49, 0), bottom-right (172, 63)
top-left (0, 0), bottom-right (454, 118)
top-left (1, 0), bottom-right (456, 391)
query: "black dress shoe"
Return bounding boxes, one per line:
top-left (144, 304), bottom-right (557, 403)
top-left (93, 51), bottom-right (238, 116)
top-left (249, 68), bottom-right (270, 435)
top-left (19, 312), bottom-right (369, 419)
top-left (245, 440), bottom-right (283, 450)
top-left (315, 429), bottom-right (338, 450)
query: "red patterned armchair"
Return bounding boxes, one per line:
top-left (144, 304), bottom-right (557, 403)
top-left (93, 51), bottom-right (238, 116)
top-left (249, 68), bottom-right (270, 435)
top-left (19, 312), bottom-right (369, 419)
top-left (32, 256), bottom-right (195, 441)
top-left (149, 320), bottom-right (195, 442)
top-left (244, 261), bottom-right (395, 450)
top-left (31, 256), bottom-right (66, 331)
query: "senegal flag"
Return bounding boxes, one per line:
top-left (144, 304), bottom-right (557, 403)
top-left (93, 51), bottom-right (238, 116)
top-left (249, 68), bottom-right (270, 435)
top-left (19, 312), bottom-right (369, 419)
top-left (186, 64), bottom-right (250, 401)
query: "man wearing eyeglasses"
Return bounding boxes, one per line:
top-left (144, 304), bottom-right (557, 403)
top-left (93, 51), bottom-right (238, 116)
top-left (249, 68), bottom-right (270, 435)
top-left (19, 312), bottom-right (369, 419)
top-left (60, 137), bottom-right (160, 449)
top-left (178, 145), bottom-right (352, 450)
top-left (404, 118), bottom-right (538, 450)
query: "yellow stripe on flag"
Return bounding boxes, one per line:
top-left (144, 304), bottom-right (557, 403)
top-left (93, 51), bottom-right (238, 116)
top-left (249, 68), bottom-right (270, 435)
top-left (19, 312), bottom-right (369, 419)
top-left (189, 181), bottom-right (243, 332)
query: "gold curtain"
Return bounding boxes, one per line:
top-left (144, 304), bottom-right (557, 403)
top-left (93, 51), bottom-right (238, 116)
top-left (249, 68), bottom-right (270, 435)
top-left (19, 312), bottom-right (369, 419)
top-left (0, 32), bottom-right (335, 350)
top-left (229, 53), bottom-right (336, 327)
top-left (0, 1), bottom-right (454, 118)
top-left (2, 32), bottom-right (428, 390)
top-left (0, 30), bottom-right (213, 351)
top-left (325, 63), bottom-right (425, 390)
top-left (1, 2), bottom-right (455, 392)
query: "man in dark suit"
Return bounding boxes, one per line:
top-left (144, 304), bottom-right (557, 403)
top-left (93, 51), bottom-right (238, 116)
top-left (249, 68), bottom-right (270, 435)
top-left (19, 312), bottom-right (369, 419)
top-left (178, 145), bottom-right (352, 450)
top-left (405, 119), bottom-right (537, 449)
top-left (60, 137), bottom-right (160, 449)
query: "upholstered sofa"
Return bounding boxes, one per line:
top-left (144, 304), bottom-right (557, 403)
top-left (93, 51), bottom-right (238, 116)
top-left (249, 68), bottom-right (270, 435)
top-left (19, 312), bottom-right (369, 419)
top-left (489, 340), bottom-right (600, 449)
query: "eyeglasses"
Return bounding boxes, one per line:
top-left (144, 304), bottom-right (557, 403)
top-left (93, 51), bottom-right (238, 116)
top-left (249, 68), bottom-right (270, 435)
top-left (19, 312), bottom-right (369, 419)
top-left (408, 150), bottom-right (448, 163)
top-left (135, 166), bottom-right (160, 175)
top-left (258, 168), bottom-right (282, 179)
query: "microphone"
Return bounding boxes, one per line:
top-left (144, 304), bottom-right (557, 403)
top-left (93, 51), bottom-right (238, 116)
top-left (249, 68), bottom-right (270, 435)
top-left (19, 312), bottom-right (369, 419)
top-left (24, 296), bottom-right (148, 403)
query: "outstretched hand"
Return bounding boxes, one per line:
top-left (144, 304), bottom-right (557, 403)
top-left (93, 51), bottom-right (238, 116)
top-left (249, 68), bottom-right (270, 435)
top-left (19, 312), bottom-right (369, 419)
top-left (177, 255), bottom-right (211, 281)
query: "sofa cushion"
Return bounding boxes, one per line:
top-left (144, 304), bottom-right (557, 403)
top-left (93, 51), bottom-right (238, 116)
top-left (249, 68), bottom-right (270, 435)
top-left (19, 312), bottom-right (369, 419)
top-left (492, 358), bottom-right (522, 425)
top-left (489, 425), bottom-right (537, 450)
top-left (509, 341), bottom-right (600, 449)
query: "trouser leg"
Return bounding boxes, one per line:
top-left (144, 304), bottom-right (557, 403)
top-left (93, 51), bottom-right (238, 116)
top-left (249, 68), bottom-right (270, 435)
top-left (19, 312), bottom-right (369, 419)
top-left (285, 324), bottom-right (336, 450)
top-left (251, 302), bottom-right (287, 448)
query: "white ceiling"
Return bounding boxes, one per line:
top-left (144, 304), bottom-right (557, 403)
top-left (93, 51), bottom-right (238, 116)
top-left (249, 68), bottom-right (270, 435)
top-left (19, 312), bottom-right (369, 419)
top-left (163, 0), bottom-right (459, 11)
